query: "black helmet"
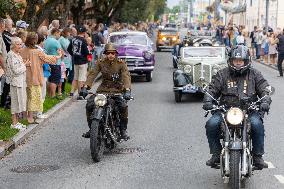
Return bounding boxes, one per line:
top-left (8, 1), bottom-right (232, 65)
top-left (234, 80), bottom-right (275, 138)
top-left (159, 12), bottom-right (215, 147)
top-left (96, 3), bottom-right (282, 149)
top-left (228, 45), bottom-right (251, 75)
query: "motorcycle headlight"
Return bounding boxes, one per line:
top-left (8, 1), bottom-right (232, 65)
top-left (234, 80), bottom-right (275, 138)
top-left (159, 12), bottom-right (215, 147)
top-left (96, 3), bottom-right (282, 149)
top-left (226, 107), bottom-right (244, 125)
top-left (94, 94), bottom-right (107, 106)
top-left (184, 43), bottom-right (189, 47)
top-left (144, 51), bottom-right (152, 59)
top-left (184, 65), bottom-right (192, 74)
top-left (172, 37), bottom-right (177, 41)
top-left (162, 37), bottom-right (166, 41)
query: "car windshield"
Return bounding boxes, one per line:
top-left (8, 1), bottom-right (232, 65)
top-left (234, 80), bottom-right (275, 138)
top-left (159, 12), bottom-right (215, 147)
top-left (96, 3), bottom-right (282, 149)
top-left (183, 47), bottom-right (223, 58)
top-left (165, 24), bottom-right (176, 28)
top-left (160, 30), bottom-right (177, 36)
top-left (109, 34), bottom-right (147, 46)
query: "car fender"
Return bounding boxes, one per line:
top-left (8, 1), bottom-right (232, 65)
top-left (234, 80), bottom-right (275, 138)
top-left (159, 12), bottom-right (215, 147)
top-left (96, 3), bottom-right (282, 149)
top-left (173, 70), bottom-right (192, 87)
top-left (91, 107), bottom-right (105, 120)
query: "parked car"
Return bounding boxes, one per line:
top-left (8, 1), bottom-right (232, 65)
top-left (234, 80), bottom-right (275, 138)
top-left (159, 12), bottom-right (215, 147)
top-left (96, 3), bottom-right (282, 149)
top-left (173, 46), bottom-right (228, 102)
top-left (156, 28), bottom-right (180, 52)
top-left (107, 31), bottom-right (155, 82)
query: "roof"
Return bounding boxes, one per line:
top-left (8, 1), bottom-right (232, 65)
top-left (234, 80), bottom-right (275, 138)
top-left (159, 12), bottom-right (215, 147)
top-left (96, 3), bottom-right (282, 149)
top-left (108, 31), bottom-right (147, 36)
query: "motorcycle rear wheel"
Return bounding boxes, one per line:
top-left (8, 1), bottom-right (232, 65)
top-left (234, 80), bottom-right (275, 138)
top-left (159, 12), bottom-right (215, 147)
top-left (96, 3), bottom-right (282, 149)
top-left (229, 151), bottom-right (241, 189)
top-left (90, 120), bottom-right (105, 162)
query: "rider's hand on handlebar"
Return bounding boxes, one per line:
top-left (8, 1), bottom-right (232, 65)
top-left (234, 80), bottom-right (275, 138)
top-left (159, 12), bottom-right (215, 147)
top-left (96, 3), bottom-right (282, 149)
top-left (260, 102), bottom-right (270, 112)
top-left (203, 102), bottom-right (214, 111)
top-left (123, 90), bottom-right (131, 100)
top-left (80, 87), bottom-right (88, 99)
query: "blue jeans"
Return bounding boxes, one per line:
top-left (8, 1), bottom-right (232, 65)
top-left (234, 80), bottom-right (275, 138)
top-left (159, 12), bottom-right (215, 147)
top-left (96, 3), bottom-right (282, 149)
top-left (205, 112), bottom-right (264, 155)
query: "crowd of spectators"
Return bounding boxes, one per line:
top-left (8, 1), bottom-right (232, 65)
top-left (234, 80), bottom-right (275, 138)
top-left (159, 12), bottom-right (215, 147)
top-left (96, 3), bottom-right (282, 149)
top-left (0, 17), bottom-right (154, 131)
top-left (215, 24), bottom-right (284, 77)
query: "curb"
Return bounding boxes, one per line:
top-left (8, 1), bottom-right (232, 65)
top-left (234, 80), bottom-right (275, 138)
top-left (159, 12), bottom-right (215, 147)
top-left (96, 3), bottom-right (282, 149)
top-left (252, 60), bottom-right (283, 71)
top-left (0, 95), bottom-right (73, 158)
top-left (0, 75), bottom-right (101, 159)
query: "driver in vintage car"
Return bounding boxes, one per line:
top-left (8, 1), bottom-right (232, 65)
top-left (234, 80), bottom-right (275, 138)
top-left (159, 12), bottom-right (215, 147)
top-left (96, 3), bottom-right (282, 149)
top-left (202, 45), bottom-right (272, 170)
top-left (80, 43), bottom-right (131, 140)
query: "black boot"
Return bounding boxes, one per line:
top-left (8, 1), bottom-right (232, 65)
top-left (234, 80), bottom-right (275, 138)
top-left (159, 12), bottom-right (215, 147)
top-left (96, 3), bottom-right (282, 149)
top-left (82, 130), bottom-right (90, 138)
top-left (120, 129), bottom-right (130, 141)
top-left (253, 155), bottom-right (268, 170)
top-left (206, 154), bottom-right (220, 167)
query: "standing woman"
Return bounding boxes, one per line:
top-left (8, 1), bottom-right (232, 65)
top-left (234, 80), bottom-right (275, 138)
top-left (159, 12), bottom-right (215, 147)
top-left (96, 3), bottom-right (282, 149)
top-left (6, 37), bottom-right (28, 130)
top-left (269, 33), bottom-right (278, 66)
top-left (20, 32), bottom-right (62, 124)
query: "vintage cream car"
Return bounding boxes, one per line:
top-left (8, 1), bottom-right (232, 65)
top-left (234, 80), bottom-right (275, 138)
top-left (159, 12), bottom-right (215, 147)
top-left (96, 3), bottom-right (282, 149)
top-left (173, 46), bottom-right (228, 102)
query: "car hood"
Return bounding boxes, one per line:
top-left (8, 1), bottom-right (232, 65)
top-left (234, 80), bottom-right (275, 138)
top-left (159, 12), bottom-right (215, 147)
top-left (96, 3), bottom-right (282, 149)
top-left (116, 44), bottom-right (149, 57)
top-left (181, 58), bottom-right (227, 65)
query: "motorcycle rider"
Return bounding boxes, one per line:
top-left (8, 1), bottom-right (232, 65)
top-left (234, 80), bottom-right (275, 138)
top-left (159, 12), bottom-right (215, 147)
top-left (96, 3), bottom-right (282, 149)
top-left (203, 45), bottom-right (271, 170)
top-left (80, 43), bottom-right (131, 140)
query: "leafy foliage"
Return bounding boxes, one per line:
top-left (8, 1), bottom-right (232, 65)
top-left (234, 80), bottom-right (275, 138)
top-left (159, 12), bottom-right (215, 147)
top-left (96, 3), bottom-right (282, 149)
top-left (0, 0), bottom-right (24, 21)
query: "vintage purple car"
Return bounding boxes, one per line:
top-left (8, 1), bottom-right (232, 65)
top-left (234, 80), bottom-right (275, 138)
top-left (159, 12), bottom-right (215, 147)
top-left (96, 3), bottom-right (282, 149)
top-left (107, 31), bottom-right (155, 82)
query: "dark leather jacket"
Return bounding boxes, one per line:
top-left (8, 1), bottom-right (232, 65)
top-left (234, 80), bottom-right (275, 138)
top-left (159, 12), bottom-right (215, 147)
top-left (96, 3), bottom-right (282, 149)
top-left (204, 67), bottom-right (271, 108)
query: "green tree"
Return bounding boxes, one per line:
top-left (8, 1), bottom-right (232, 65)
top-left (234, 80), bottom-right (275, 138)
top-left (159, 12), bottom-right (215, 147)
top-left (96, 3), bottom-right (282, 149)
top-left (0, 0), bottom-right (24, 21)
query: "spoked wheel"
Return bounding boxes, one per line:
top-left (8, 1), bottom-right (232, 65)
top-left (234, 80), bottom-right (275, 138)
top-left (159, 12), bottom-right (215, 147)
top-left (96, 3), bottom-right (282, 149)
top-left (230, 151), bottom-right (241, 189)
top-left (90, 120), bottom-right (105, 162)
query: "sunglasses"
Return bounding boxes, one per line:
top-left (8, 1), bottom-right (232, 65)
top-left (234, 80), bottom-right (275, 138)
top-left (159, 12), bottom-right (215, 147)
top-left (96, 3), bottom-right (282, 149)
top-left (105, 52), bottom-right (116, 55)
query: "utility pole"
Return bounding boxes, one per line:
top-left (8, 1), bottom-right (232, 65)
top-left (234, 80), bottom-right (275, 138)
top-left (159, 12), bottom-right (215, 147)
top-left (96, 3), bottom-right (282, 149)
top-left (265, 0), bottom-right (269, 32)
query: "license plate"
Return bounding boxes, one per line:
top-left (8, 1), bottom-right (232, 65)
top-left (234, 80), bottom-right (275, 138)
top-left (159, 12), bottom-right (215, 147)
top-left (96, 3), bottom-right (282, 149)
top-left (128, 67), bottom-right (135, 71)
top-left (182, 85), bottom-right (198, 93)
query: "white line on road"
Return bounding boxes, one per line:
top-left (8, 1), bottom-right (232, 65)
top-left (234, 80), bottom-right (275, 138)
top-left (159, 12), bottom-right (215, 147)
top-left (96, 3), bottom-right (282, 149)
top-left (265, 161), bottom-right (276, 169)
top-left (275, 175), bottom-right (284, 184)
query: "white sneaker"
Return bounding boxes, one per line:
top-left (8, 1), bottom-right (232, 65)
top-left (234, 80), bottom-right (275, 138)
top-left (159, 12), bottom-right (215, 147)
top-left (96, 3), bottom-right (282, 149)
top-left (37, 113), bottom-right (48, 119)
top-left (11, 123), bottom-right (26, 131)
top-left (18, 122), bottom-right (27, 128)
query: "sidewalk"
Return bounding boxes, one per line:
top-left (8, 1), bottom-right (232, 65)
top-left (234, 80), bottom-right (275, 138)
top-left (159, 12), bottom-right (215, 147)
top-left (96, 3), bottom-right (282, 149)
top-left (0, 75), bottom-right (101, 159)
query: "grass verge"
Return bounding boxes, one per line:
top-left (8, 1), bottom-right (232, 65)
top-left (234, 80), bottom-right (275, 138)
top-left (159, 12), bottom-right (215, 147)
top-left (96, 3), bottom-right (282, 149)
top-left (0, 83), bottom-right (71, 141)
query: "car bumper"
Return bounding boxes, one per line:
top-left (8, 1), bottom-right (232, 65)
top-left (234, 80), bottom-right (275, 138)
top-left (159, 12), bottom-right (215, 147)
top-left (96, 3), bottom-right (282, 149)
top-left (173, 84), bottom-right (202, 94)
top-left (128, 66), bottom-right (154, 72)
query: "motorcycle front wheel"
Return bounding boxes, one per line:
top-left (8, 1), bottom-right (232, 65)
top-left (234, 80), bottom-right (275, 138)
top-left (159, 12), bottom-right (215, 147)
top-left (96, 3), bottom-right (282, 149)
top-left (90, 120), bottom-right (105, 162)
top-left (229, 150), bottom-right (241, 189)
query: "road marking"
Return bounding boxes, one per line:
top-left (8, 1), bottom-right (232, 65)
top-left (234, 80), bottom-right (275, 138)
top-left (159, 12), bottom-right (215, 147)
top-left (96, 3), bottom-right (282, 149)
top-left (265, 161), bottom-right (275, 169)
top-left (275, 175), bottom-right (284, 184)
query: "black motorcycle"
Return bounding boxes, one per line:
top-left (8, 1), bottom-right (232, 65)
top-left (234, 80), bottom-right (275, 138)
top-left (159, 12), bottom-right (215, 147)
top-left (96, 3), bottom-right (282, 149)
top-left (203, 86), bottom-right (274, 189)
top-left (88, 93), bottom-right (133, 162)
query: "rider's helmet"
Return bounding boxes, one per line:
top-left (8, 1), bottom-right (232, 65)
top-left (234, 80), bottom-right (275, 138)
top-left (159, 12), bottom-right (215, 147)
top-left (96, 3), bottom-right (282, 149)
top-left (104, 43), bottom-right (118, 54)
top-left (228, 45), bottom-right (251, 75)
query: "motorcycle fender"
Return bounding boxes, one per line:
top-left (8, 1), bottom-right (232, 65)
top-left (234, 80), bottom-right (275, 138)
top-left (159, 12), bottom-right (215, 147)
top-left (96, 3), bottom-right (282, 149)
top-left (173, 70), bottom-right (192, 87)
top-left (228, 141), bottom-right (243, 150)
top-left (91, 107), bottom-right (104, 120)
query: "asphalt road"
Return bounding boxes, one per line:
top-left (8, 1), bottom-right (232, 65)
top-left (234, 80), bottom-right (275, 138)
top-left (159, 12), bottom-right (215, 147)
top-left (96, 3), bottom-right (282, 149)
top-left (0, 51), bottom-right (284, 189)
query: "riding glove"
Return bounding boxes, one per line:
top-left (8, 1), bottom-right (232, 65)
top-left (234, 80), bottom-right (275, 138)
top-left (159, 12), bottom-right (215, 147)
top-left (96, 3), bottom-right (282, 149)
top-left (203, 102), bottom-right (214, 111)
top-left (123, 90), bottom-right (131, 100)
top-left (260, 102), bottom-right (270, 112)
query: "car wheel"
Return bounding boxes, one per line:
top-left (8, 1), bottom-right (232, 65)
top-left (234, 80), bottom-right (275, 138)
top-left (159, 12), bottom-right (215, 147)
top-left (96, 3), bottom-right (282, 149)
top-left (173, 57), bottom-right (177, 68)
top-left (146, 72), bottom-right (152, 82)
top-left (174, 91), bottom-right (182, 102)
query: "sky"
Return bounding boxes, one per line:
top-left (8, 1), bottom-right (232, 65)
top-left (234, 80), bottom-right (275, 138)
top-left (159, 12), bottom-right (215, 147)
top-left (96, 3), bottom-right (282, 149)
top-left (167, 0), bottom-right (179, 8)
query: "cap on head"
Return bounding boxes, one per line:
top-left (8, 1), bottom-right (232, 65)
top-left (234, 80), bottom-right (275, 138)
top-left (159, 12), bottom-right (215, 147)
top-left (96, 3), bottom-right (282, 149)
top-left (16, 20), bottom-right (29, 29)
top-left (104, 43), bottom-right (118, 54)
top-left (76, 25), bottom-right (86, 33)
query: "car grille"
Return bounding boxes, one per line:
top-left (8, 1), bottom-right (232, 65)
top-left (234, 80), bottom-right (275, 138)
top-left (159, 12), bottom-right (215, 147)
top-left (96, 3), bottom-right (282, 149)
top-left (193, 64), bottom-right (211, 87)
top-left (120, 58), bottom-right (145, 66)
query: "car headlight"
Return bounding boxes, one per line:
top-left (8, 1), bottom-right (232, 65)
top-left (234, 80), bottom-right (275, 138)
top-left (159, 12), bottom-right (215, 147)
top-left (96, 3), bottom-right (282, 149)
top-left (162, 37), bottom-right (166, 41)
top-left (144, 51), bottom-right (152, 59)
top-left (172, 37), bottom-right (177, 41)
top-left (184, 65), bottom-right (192, 74)
top-left (226, 107), bottom-right (244, 125)
top-left (94, 94), bottom-right (107, 106)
